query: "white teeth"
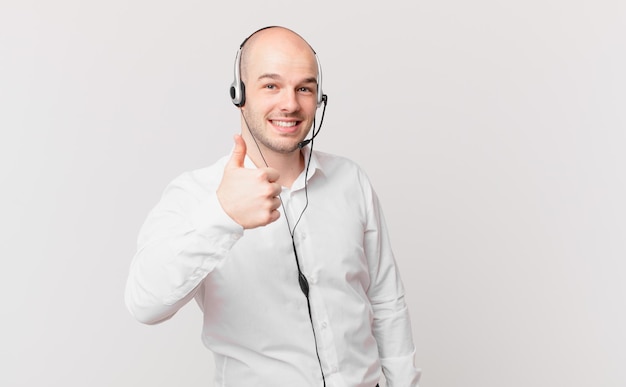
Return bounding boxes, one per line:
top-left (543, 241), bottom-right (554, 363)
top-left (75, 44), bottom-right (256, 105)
top-left (273, 120), bottom-right (297, 127)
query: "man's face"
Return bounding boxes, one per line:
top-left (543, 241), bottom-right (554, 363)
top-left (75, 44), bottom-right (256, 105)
top-left (240, 39), bottom-right (319, 154)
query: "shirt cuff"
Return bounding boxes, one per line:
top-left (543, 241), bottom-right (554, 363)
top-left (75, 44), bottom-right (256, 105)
top-left (380, 349), bottom-right (422, 387)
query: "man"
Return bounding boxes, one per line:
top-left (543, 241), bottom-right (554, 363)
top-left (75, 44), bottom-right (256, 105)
top-left (125, 26), bottom-right (421, 387)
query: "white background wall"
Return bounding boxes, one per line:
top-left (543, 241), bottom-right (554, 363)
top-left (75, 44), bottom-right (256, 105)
top-left (1, 1), bottom-right (625, 386)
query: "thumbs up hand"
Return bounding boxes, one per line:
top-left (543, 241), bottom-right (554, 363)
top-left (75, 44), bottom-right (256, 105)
top-left (217, 134), bottom-right (282, 229)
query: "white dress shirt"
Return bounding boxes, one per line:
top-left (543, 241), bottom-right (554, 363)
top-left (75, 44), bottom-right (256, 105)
top-left (125, 146), bottom-right (421, 387)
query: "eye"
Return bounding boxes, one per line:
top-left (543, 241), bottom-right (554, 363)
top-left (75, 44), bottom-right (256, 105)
top-left (298, 86), bottom-right (313, 93)
top-left (265, 84), bottom-right (276, 90)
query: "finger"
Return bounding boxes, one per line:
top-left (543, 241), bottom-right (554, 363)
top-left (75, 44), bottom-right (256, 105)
top-left (269, 208), bottom-right (281, 223)
top-left (226, 134), bottom-right (247, 169)
top-left (264, 167), bottom-right (280, 183)
top-left (270, 196), bottom-right (282, 210)
top-left (270, 182), bottom-right (282, 198)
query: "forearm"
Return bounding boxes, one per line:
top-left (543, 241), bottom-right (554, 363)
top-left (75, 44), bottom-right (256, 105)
top-left (372, 295), bottom-right (421, 386)
top-left (125, 182), bottom-right (243, 324)
top-left (124, 225), bottom-right (237, 324)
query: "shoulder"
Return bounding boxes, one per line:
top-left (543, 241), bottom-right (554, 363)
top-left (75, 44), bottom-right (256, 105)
top-left (313, 150), bottom-right (373, 186)
top-left (161, 154), bottom-right (229, 201)
top-left (313, 150), bottom-right (366, 174)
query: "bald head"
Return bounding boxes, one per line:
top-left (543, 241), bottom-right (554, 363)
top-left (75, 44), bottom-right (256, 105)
top-left (240, 27), bottom-right (319, 87)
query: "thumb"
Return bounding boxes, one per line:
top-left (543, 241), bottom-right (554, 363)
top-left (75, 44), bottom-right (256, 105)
top-left (227, 134), bottom-right (247, 168)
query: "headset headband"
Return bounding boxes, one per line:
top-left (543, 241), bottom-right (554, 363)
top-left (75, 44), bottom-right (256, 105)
top-left (229, 26), bottom-right (324, 108)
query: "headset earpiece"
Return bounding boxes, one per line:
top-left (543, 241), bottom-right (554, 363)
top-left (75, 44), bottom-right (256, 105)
top-left (229, 81), bottom-right (245, 107)
top-left (230, 48), bottom-right (245, 107)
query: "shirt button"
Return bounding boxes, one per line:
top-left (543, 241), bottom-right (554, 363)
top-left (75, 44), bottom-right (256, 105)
top-left (321, 321), bottom-right (328, 329)
top-left (310, 276), bottom-right (317, 284)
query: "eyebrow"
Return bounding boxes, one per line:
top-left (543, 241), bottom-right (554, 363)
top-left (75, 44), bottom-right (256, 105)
top-left (257, 73), bottom-right (318, 85)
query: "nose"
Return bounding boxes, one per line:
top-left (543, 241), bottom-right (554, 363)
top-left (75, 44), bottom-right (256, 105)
top-left (279, 89), bottom-right (300, 113)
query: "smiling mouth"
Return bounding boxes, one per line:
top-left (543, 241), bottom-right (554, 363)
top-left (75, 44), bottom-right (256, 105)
top-left (271, 120), bottom-right (299, 128)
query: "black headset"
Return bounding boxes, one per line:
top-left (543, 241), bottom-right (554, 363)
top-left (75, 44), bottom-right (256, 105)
top-left (229, 26), bottom-right (325, 108)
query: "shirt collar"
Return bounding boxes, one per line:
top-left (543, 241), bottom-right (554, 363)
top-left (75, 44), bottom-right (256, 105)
top-left (234, 144), bottom-right (324, 191)
top-left (291, 145), bottom-right (322, 191)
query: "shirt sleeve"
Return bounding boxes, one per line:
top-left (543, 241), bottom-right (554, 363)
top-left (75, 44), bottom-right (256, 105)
top-left (362, 176), bottom-right (422, 387)
top-left (124, 170), bottom-right (243, 325)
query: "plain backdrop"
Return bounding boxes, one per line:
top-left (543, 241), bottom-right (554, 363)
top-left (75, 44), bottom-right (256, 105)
top-left (1, 1), bottom-right (625, 386)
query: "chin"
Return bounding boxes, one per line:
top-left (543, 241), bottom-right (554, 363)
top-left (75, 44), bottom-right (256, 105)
top-left (262, 139), bottom-right (300, 154)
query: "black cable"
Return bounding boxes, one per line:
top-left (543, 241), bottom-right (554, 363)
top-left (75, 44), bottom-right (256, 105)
top-left (241, 110), bottom-right (327, 387)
